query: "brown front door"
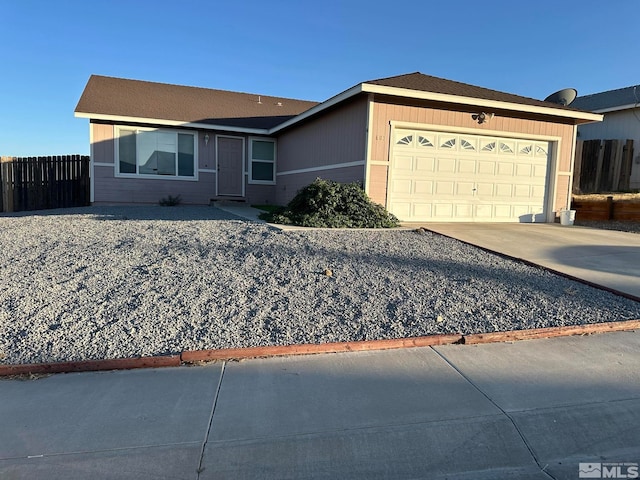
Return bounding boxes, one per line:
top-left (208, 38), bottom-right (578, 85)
top-left (217, 136), bottom-right (244, 196)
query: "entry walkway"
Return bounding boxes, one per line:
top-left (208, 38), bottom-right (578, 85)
top-left (422, 223), bottom-right (640, 300)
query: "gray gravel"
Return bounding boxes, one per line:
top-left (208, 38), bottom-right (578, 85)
top-left (574, 219), bottom-right (640, 234)
top-left (1, 206), bottom-right (639, 365)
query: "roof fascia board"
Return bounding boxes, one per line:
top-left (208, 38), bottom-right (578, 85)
top-left (74, 112), bottom-right (270, 135)
top-left (268, 84), bottom-right (363, 134)
top-left (591, 103), bottom-right (640, 114)
top-left (361, 84), bottom-right (604, 122)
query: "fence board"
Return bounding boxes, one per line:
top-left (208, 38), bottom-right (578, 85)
top-left (0, 155), bottom-right (90, 212)
top-left (574, 139), bottom-right (635, 194)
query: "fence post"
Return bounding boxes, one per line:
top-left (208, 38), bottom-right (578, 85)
top-left (607, 196), bottom-right (614, 220)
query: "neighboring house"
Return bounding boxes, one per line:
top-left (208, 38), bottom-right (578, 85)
top-left (572, 86), bottom-right (640, 190)
top-left (75, 73), bottom-right (601, 223)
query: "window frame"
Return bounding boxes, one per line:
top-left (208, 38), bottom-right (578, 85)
top-left (115, 126), bottom-right (199, 181)
top-left (248, 137), bottom-right (276, 185)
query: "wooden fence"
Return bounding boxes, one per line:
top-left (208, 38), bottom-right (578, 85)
top-left (571, 197), bottom-right (640, 221)
top-left (0, 155), bottom-right (90, 213)
top-left (573, 139), bottom-right (634, 194)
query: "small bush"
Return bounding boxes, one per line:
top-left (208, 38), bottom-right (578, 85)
top-left (259, 178), bottom-right (399, 228)
top-left (159, 194), bottom-right (182, 206)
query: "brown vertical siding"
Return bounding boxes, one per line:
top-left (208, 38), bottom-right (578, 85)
top-left (277, 97), bottom-right (368, 172)
top-left (368, 164), bottom-right (389, 206)
top-left (555, 175), bottom-right (571, 212)
top-left (371, 99), bottom-right (576, 217)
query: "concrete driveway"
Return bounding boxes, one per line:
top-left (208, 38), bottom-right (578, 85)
top-left (2, 330), bottom-right (640, 479)
top-left (422, 223), bottom-right (640, 300)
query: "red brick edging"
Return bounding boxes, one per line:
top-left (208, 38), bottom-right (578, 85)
top-left (0, 355), bottom-right (181, 376)
top-left (181, 333), bottom-right (461, 362)
top-left (1, 320), bottom-right (638, 377)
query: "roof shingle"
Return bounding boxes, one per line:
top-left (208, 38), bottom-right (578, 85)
top-left (572, 85), bottom-right (640, 111)
top-left (364, 72), bottom-right (579, 110)
top-left (75, 75), bottom-right (319, 129)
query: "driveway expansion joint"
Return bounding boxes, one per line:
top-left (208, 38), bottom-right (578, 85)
top-left (431, 346), bottom-right (559, 480)
top-left (196, 361), bottom-right (226, 479)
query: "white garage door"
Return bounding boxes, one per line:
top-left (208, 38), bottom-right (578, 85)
top-left (388, 129), bottom-right (551, 222)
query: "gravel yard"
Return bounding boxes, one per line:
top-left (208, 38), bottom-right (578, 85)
top-left (1, 206), bottom-right (639, 365)
top-left (574, 219), bottom-right (640, 234)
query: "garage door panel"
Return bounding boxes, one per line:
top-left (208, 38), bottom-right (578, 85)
top-left (394, 155), bottom-right (413, 171)
top-left (389, 129), bottom-right (551, 222)
top-left (434, 204), bottom-right (454, 218)
top-left (514, 185), bottom-right (531, 197)
top-left (476, 204), bottom-right (494, 218)
top-left (532, 185), bottom-right (546, 198)
top-left (414, 180), bottom-right (433, 195)
top-left (516, 164), bottom-right (533, 176)
top-left (435, 181), bottom-right (455, 195)
top-left (493, 205), bottom-right (512, 218)
top-left (458, 159), bottom-right (476, 174)
top-left (494, 184), bottom-right (512, 197)
top-left (456, 183), bottom-right (476, 197)
top-left (413, 203), bottom-right (432, 217)
top-left (391, 179), bottom-right (412, 195)
top-left (512, 205), bottom-right (531, 218)
top-left (390, 202), bottom-right (411, 219)
top-left (456, 204), bottom-right (473, 217)
top-left (533, 164), bottom-right (547, 177)
top-left (437, 158), bottom-right (456, 172)
top-left (478, 161), bottom-right (495, 175)
top-left (497, 162), bottom-right (515, 176)
top-left (415, 156), bottom-right (436, 172)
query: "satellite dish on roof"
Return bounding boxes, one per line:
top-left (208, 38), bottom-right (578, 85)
top-left (544, 88), bottom-right (578, 106)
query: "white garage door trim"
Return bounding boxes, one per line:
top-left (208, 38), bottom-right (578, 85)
top-left (388, 125), bottom-right (559, 223)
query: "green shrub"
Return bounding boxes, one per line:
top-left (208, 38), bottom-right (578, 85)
top-left (159, 194), bottom-right (182, 206)
top-left (259, 178), bottom-right (399, 228)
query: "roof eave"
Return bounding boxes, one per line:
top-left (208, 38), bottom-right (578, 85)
top-left (74, 112), bottom-right (271, 135)
top-left (590, 103), bottom-right (639, 114)
top-left (269, 83), bottom-right (603, 132)
top-left (75, 81), bottom-right (604, 134)
top-left (360, 84), bottom-right (604, 124)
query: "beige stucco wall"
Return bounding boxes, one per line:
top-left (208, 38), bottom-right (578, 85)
top-left (368, 98), bottom-right (576, 217)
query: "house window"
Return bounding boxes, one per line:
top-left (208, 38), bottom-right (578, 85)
top-left (116, 127), bottom-right (197, 179)
top-left (441, 138), bottom-right (456, 149)
top-left (418, 136), bottom-right (434, 147)
top-left (396, 135), bottom-right (413, 145)
top-left (249, 138), bottom-right (276, 184)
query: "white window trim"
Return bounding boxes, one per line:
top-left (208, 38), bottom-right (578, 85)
top-left (248, 137), bottom-right (276, 185)
top-left (115, 125), bottom-right (199, 181)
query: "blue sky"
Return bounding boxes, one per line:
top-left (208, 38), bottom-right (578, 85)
top-left (1, 0), bottom-right (638, 156)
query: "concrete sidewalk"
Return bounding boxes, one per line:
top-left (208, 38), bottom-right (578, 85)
top-left (422, 223), bottom-right (640, 299)
top-left (2, 331), bottom-right (639, 479)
